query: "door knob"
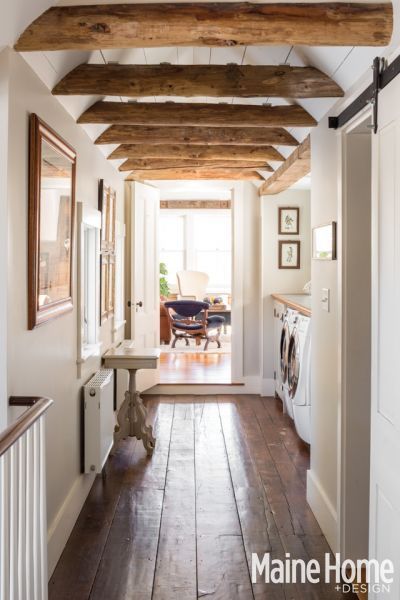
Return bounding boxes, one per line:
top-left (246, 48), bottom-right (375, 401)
top-left (136, 301), bottom-right (143, 307)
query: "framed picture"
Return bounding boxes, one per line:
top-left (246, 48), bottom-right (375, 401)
top-left (312, 222), bottom-right (337, 260)
top-left (28, 114), bottom-right (76, 329)
top-left (98, 180), bottom-right (117, 323)
top-left (279, 240), bottom-right (301, 269)
top-left (279, 207), bottom-right (299, 235)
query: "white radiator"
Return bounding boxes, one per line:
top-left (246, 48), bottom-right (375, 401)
top-left (0, 402), bottom-right (50, 600)
top-left (84, 369), bottom-right (114, 474)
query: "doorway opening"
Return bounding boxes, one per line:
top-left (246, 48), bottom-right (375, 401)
top-left (158, 201), bottom-right (232, 384)
top-left (339, 112), bottom-right (372, 565)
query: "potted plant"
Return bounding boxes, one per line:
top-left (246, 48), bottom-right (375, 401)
top-left (160, 262), bottom-right (170, 299)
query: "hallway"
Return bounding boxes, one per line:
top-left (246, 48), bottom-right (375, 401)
top-left (49, 396), bottom-right (354, 599)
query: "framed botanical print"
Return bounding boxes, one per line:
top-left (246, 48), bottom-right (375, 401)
top-left (279, 207), bottom-right (299, 235)
top-left (28, 114), bottom-right (76, 329)
top-left (279, 240), bottom-right (301, 269)
top-left (98, 180), bottom-right (117, 323)
top-left (312, 222), bottom-right (337, 260)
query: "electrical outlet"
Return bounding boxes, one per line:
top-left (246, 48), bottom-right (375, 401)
top-left (321, 288), bottom-right (330, 312)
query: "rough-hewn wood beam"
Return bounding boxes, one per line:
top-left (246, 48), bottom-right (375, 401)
top-left (15, 3), bottom-right (393, 51)
top-left (161, 200), bottom-right (231, 209)
top-left (127, 168), bottom-right (265, 181)
top-left (258, 135), bottom-right (311, 195)
top-left (108, 144), bottom-right (285, 162)
top-left (79, 101), bottom-right (317, 128)
top-left (119, 158), bottom-right (273, 171)
top-left (96, 125), bottom-right (298, 146)
top-left (54, 64), bottom-right (343, 98)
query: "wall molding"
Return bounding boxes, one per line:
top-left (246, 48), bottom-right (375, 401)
top-left (261, 378), bottom-right (275, 397)
top-left (147, 378), bottom-right (260, 396)
top-left (47, 473), bottom-right (95, 577)
top-left (307, 469), bottom-right (338, 553)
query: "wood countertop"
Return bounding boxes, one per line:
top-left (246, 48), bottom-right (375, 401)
top-left (271, 293), bottom-right (311, 317)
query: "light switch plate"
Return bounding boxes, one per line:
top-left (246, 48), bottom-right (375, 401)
top-left (321, 288), bottom-right (330, 312)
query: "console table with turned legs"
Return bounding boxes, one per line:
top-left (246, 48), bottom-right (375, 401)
top-left (103, 345), bottom-right (160, 456)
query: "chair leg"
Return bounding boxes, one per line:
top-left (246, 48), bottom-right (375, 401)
top-left (172, 335), bottom-right (179, 349)
top-left (204, 338), bottom-right (210, 351)
top-left (185, 337), bottom-right (189, 346)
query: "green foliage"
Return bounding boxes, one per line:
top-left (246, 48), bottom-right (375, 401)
top-left (160, 262), bottom-right (170, 297)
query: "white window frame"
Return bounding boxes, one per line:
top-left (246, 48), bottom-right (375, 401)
top-left (159, 209), bottom-right (232, 294)
top-left (77, 203), bottom-right (102, 376)
top-left (112, 220), bottom-right (126, 340)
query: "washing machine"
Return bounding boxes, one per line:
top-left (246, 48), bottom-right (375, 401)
top-left (287, 314), bottom-right (311, 444)
top-left (273, 301), bottom-right (286, 399)
top-left (280, 308), bottom-right (299, 417)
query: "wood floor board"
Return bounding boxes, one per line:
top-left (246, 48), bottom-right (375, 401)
top-left (152, 401), bottom-right (197, 600)
top-left (50, 395), bottom-right (356, 599)
top-left (48, 436), bottom-right (139, 600)
top-left (159, 351), bottom-right (231, 384)
top-left (195, 399), bottom-right (253, 599)
top-left (87, 400), bottom-right (174, 600)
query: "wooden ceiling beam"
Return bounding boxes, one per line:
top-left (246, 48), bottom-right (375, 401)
top-left (54, 64), bottom-right (343, 99)
top-left (258, 135), bottom-right (311, 195)
top-left (126, 168), bottom-right (265, 181)
top-left (118, 158), bottom-right (273, 171)
top-left (108, 144), bottom-right (285, 162)
top-left (96, 125), bottom-right (299, 146)
top-left (15, 3), bottom-right (393, 51)
top-left (78, 101), bottom-right (317, 128)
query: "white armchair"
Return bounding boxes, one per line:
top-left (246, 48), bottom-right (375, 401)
top-left (176, 270), bottom-right (209, 301)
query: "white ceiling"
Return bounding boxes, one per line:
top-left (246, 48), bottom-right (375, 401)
top-left (4, 0), bottom-right (400, 193)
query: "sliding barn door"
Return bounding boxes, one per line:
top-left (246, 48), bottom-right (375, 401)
top-left (369, 74), bottom-right (400, 598)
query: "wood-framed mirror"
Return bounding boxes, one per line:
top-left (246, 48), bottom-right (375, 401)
top-left (28, 114), bottom-right (77, 329)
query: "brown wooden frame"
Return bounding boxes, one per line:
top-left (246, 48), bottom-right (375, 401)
top-left (98, 180), bottom-right (116, 323)
top-left (278, 240), bottom-right (301, 269)
top-left (278, 206), bottom-right (300, 235)
top-left (28, 114), bottom-right (76, 329)
top-left (312, 221), bottom-right (337, 260)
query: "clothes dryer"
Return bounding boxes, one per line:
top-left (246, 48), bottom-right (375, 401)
top-left (280, 308), bottom-right (299, 417)
top-left (288, 315), bottom-right (311, 443)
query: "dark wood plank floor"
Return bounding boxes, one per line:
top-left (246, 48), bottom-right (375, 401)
top-left (49, 396), bottom-right (355, 599)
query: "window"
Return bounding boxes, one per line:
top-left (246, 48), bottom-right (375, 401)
top-left (159, 215), bottom-right (185, 286)
top-left (159, 210), bottom-right (231, 293)
top-left (192, 214), bottom-right (231, 293)
top-left (77, 204), bottom-right (102, 374)
top-left (83, 226), bottom-right (97, 346)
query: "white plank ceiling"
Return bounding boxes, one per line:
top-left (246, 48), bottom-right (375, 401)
top-left (5, 0), bottom-right (398, 191)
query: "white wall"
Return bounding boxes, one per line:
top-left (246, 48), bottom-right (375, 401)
top-left (3, 48), bottom-right (125, 575)
top-left (306, 116), bottom-right (342, 551)
top-left (0, 50), bottom-right (10, 431)
top-left (261, 189), bottom-right (311, 393)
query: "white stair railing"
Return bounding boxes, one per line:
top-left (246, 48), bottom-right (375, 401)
top-left (0, 397), bottom-right (53, 600)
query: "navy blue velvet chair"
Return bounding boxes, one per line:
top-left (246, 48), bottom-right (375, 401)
top-left (164, 300), bottom-right (225, 350)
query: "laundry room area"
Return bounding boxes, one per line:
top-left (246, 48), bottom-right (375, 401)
top-left (261, 186), bottom-right (313, 445)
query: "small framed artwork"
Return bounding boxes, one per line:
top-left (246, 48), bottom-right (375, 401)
top-left (28, 114), bottom-right (76, 329)
top-left (279, 207), bottom-right (299, 235)
top-left (279, 240), bottom-right (301, 269)
top-left (312, 222), bottom-right (337, 260)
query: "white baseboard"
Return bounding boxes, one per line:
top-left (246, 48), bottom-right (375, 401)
top-left (261, 378), bottom-right (275, 397)
top-left (307, 469), bottom-right (338, 553)
top-left (147, 377), bottom-right (261, 395)
top-left (47, 473), bottom-right (95, 578)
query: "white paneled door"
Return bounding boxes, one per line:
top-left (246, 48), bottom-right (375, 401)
top-left (129, 181), bottom-right (160, 391)
top-left (370, 74), bottom-right (400, 598)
